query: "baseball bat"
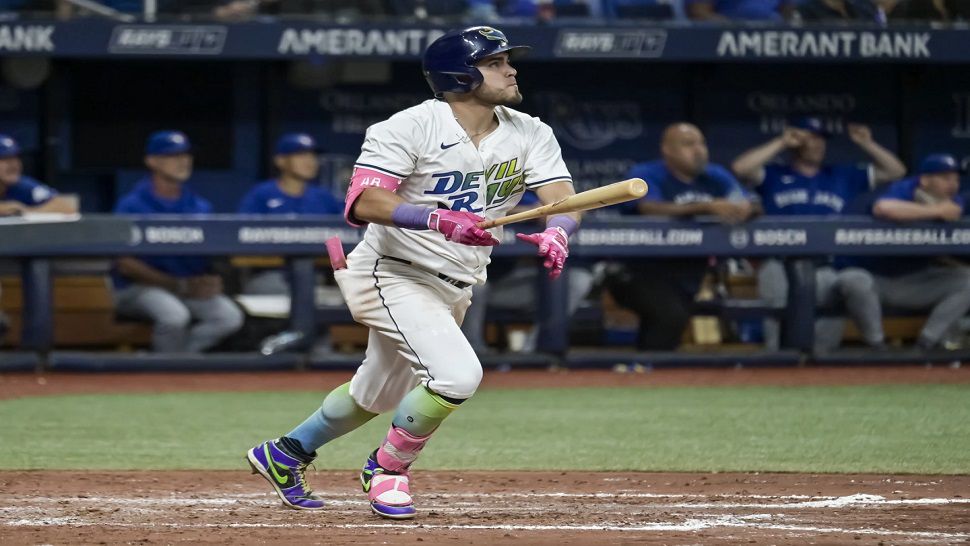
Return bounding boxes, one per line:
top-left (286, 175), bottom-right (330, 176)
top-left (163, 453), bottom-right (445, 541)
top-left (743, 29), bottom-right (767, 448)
top-left (477, 178), bottom-right (648, 229)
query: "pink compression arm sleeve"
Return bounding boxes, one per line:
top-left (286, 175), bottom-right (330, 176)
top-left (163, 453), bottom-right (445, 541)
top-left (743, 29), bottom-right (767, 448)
top-left (345, 167), bottom-right (403, 227)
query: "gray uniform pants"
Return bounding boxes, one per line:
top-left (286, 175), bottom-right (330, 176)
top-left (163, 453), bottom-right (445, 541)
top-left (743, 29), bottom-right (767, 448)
top-left (114, 284), bottom-right (245, 353)
top-left (874, 266), bottom-right (970, 346)
top-left (759, 259), bottom-right (884, 352)
top-left (461, 265), bottom-right (594, 352)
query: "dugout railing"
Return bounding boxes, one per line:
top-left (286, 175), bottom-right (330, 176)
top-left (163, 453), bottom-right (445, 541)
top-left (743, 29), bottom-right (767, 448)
top-left (3, 214), bottom-right (970, 370)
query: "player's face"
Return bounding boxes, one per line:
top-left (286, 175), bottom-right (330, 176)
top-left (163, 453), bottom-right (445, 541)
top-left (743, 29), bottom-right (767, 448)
top-left (794, 132), bottom-right (826, 165)
top-left (664, 128), bottom-right (709, 176)
top-left (473, 53), bottom-right (522, 106)
top-left (920, 172), bottom-right (960, 200)
top-left (147, 153), bottom-right (193, 183)
top-left (0, 156), bottom-right (22, 186)
top-left (278, 152), bottom-right (319, 182)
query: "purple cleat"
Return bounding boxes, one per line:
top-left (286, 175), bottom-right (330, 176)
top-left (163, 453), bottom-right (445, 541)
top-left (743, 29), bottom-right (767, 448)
top-left (360, 452), bottom-right (416, 519)
top-left (246, 439), bottom-right (325, 510)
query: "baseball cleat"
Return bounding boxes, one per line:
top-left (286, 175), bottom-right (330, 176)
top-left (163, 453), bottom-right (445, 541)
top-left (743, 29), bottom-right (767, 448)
top-left (361, 452), bottom-right (416, 519)
top-left (246, 439), bottom-right (325, 510)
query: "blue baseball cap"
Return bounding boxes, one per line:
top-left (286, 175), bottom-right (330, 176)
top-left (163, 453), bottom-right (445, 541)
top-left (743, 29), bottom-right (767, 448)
top-left (790, 117), bottom-right (831, 138)
top-left (919, 153), bottom-right (961, 175)
top-left (275, 133), bottom-right (320, 155)
top-left (0, 134), bottom-right (21, 158)
top-left (145, 130), bottom-right (191, 156)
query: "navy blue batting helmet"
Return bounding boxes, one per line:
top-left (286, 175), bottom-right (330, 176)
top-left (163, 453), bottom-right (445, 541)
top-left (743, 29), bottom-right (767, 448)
top-left (422, 26), bottom-right (530, 99)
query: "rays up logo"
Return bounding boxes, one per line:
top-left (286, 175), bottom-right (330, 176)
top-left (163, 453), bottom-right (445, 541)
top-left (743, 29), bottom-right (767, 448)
top-left (534, 92), bottom-right (642, 151)
top-left (424, 157), bottom-right (524, 212)
top-left (478, 27), bottom-right (508, 46)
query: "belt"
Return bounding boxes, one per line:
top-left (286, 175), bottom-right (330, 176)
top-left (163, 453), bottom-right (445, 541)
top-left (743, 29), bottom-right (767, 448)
top-left (382, 255), bottom-right (472, 289)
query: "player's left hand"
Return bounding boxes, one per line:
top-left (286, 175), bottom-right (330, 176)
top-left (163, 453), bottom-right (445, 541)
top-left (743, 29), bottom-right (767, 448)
top-left (517, 226), bottom-right (569, 280)
top-left (847, 123), bottom-right (872, 145)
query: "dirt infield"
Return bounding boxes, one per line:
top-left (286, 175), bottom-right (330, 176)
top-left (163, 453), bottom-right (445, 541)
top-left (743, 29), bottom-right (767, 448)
top-left (1, 367), bottom-right (969, 544)
top-left (1, 470), bottom-right (967, 545)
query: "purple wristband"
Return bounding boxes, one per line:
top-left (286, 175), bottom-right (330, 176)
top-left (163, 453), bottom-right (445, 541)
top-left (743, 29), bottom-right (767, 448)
top-left (392, 203), bottom-right (434, 230)
top-left (548, 215), bottom-right (578, 236)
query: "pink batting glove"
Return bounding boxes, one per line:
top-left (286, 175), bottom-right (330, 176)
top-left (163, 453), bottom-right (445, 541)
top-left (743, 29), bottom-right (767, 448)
top-left (516, 226), bottom-right (569, 280)
top-left (428, 210), bottom-right (500, 246)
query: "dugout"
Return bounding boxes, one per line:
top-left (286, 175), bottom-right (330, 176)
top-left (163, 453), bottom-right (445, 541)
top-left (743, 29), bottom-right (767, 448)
top-left (1, 20), bottom-right (970, 367)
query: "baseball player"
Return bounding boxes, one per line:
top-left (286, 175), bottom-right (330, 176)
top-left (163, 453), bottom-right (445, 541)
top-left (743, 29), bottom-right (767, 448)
top-left (608, 122), bottom-right (759, 350)
top-left (238, 133), bottom-right (341, 216)
top-left (112, 131), bottom-right (244, 352)
top-left (247, 26), bottom-right (579, 519)
top-left (238, 132), bottom-right (342, 295)
top-left (863, 153), bottom-right (970, 350)
top-left (0, 134), bottom-right (77, 217)
top-left (732, 117), bottom-right (904, 352)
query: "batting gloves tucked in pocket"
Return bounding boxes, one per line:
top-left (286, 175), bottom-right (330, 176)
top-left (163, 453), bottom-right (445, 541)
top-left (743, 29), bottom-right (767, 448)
top-left (516, 226), bottom-right (569, 280)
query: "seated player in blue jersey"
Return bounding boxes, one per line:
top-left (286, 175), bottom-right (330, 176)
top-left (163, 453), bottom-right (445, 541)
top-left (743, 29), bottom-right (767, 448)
top-left (607, 122), bottom-right (759, 350)
top-left (0, 134), bottom-right (78, 217)
top-left (865, 154), bottom-right (970, 351)
top-left (238, 133), bottom-right (342, 295)
top-left (112, 130), bottom-right (244, 353)
top-left (732, 117), bottom-right (905, 353)
top-left (238, 133), bottom-right (341, 216)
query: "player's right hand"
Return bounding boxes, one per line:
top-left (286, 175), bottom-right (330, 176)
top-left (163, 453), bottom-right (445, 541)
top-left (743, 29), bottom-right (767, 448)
top-left (186, 275), bottom-right (224, 299)
top-left (935, 200), bottom-right (962, 222)
top-left (428, 210), bottom-right (500, 246)
top-left (780, 128), bottom-right (804, 149)
top-left (708, 200), bottom-right (753, 225)
top-left (0, 201), bottom-right (26, 216)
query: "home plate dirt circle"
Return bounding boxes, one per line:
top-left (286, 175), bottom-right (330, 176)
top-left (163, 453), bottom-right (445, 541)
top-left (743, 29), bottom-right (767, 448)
top-left (1, 471), bottom-right (967, 545)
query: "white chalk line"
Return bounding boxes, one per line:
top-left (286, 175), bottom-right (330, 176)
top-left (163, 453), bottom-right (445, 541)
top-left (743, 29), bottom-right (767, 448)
top-left (3, 514), bottom-right (968, 541)
top-left (3, 492), bottom-right (967, 509)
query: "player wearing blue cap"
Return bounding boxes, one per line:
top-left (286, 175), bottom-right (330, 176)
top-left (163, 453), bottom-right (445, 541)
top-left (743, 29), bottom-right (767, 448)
top-left (866, 153), bottom-right (970, 350)
top-left (238, 133), bottom-right (342, 216)
top-left (112, 131), bottom-right (244, 353)
top-left (0, 134), bottom-right (78, 217)
top-left (237, 133), bottom-right (343, 295)
top-left (733, 118), bottom-right (905, 353)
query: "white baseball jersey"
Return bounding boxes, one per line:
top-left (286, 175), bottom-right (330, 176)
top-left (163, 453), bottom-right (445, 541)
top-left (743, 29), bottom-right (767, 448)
top-left (354, 98), bottom-right (572, 285)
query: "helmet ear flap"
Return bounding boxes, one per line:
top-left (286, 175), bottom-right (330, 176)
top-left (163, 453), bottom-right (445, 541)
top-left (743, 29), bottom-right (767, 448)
top-left (455, 67), bottom-right (483, 90)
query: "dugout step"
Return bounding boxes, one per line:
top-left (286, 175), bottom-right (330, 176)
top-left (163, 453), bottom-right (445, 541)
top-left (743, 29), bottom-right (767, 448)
top-left (0, 351), bottom-right (40, 372)
top-left (47, 352), bottom-right (299, 372)
top-left (811, 348), bottom-right (969, 366)
top-left (305, 351), bottom-right (555, 370)
top-left (565, 349), bottom-right (802, 369)
top-left (306, 352), bottom-right (365, 370)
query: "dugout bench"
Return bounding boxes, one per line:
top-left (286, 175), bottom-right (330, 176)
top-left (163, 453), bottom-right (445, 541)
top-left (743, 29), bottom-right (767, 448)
top-left (3, 215), bottom-right (970, 369)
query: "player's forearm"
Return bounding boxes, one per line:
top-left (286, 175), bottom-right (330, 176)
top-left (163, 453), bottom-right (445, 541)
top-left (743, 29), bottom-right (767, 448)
top-left (350, 188), bottom-right (407, 226)
top-left (536, 181), bottom-right (581, 229)
top-left (28, 196), bottom-right (79, 214)
top-left (872, 199), bottom-right (942, 221)
top-left (732, 138), bottom-right (784, 183)
top-left (859, 141), bottom-right (906, 183)
top-left (116, 257), bottom-right (182, 292)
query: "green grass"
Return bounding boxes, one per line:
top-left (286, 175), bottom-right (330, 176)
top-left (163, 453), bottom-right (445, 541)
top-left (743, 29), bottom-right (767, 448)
top-left (1, 385), bottom-right (968, 473)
